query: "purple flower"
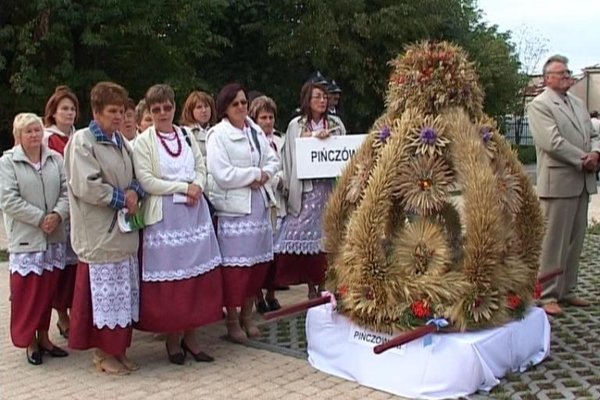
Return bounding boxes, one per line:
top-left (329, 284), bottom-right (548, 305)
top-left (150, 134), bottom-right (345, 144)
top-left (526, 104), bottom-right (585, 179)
top-left (481, 127), bottom-right (493, 143)
top-left (420, 127), bottom-right (437, 145)
top-left (379, 125), bottom-right (391, 143)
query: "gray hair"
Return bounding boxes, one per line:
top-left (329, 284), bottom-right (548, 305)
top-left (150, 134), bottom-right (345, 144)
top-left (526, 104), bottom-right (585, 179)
top-left (542, 55), bottom-right (569, 76)
top-left (12, 113), bottom-right (43, 140)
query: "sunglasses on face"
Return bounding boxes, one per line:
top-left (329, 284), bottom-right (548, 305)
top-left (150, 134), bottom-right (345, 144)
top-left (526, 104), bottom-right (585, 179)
top-left (150, 104), bottom-right (174, 114)
top-left (231, 99), bottom-right (248, 108)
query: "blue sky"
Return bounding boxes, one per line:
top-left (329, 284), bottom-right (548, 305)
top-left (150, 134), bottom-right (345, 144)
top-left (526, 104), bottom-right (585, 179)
top-left (477, 0), bottom-right (600, 74)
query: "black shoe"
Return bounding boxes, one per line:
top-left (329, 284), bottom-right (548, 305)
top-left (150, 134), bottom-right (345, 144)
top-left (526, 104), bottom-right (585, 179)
top-left (40, 345), bottom-right (69, 358)
top-left (26, 348), bottom-right (43, 365)
top-left (267, 298), bottom-right (281, 311)
top-left (181, 339), bottom-right (214, 363)
top-left (255, 300), bottom-right (270, 314)
top-left (165, 342), bottom-right (186, 365)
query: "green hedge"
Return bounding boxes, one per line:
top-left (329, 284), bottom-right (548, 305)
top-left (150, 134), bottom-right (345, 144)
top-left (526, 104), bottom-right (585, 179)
top-left (513, 145), bottom-right (536, 165)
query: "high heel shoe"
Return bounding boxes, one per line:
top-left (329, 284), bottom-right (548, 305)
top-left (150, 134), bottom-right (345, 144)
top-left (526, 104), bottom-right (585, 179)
top-left (225, 319), bottom-right (248, 344)
top-left (181, 339), bottom-right (214, 362)
top-left (40, 344), bottom-right (69, 358)
top-left (56, 322), bottom-right (69, 339)
top-left (165, 342), bottom-right (186, 365)
top-left (26, 347), bottom-right (43, 366)
top-left (240, 317), bottom-right (261, 339)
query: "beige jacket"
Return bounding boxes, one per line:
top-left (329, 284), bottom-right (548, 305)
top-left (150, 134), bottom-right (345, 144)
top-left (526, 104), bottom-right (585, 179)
top-left (528, 88), bottom-right (600, 198)
top-left (0, 145), bottom-right (69, 253)
top-left (133, 126), bottom-right (206, 226)
top-left (64, 127), bottom-right (139, 263)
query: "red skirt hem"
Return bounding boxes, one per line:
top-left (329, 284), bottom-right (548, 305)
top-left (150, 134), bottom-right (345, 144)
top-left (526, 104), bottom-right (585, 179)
top-left (273, 253), bottom-right (327, 286)
top-left (10, 269), bottom-right (60, 347)
top-left (68, 262), bottom-right (132, 356)
top-left (135, 268), bottom-right (224, 332)
top-left (222, 262), bottom-right (270, 307)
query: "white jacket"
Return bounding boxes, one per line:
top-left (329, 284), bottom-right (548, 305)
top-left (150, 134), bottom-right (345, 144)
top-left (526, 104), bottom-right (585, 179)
top-left (206, 117), bottom-right (279, 216)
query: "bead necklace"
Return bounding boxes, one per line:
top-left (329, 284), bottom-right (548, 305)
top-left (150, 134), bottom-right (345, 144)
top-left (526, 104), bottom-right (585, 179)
top-left (157, 129), bottom-right (182, 157)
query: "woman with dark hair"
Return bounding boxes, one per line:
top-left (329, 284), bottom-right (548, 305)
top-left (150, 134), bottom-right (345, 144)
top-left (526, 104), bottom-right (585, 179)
top-left (274, 81), bottom-right (346, 298)
top-left (65, 81), bottom-right (145, 375)
top-left (43, 85), bottom-right (80, 339)
top-left (206, 83), bottom-right (279, 343)
top-left (0, 113), bottom-right (70, 365)
top-left (180, 91), bottom-right (217, 161)
top-left (122, 97), bottom-right (138, 143)
top-left (133, 84), bottom-right (223, 365)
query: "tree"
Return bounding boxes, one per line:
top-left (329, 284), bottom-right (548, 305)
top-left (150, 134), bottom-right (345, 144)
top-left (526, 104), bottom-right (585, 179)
top-left (0, 0), bottom-right (526, 149)
top-left (510, 26), bottom-right (549, 144)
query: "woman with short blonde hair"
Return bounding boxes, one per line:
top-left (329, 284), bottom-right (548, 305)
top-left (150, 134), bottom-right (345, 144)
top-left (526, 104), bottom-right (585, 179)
top-left (0, 113), bottom-right (70, 365)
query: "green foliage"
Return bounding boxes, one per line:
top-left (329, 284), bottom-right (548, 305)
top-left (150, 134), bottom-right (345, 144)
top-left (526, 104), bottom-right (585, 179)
top-left (513, 145), bottom-right (537, 165)
top-left (0, 0), bottom-right (524, 148)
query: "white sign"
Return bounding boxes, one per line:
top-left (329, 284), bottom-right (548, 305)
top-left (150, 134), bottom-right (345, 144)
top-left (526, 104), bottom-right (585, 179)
top-left (347, 323), bottom-right (406, 355)
top-left (295, 134), bottom-right (368, 179)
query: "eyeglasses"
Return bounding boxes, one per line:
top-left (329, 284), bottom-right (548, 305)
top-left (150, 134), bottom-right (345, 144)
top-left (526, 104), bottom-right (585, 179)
top-left (231, 99), bottom-right (248, 108)
top-left (547, 69), bottom-right (572, 77)
top-left (150, 104), bottom-right (174, 114)
top-left (311, 95), bottom-right (329, 101)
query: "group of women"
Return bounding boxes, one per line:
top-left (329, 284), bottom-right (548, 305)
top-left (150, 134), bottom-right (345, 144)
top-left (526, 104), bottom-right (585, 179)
top-left (0, 79), bottom-right (345, 375)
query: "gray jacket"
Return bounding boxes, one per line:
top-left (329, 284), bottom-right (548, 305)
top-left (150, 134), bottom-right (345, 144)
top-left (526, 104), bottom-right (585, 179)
top-left (0, 145), bottom-right (69, 253)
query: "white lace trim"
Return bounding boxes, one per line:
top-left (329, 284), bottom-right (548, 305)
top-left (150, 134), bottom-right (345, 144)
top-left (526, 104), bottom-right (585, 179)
top-left (219, 219), bottom-right (272, 238)
top-left (89, 256), bottom-right (140, 329)
top-left (275, 240), bottom-right (323, 255)
top-left (142, 255), bottom-right (221, 282)
top-left (222, 253), bottom-right (274, 267)
top-left (9, 243), bottom-right (66, 276)
top-left (144, 224), bottom-right (212, 249)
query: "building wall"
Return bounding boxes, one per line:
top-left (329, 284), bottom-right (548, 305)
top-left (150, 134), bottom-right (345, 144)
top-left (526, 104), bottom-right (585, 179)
top-left (570, 69), bottom-right (600, 113)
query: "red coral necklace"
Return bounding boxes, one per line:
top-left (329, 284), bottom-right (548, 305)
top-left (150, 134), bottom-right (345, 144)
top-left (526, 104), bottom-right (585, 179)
top-left (157, 129), bottom-right (182, 157)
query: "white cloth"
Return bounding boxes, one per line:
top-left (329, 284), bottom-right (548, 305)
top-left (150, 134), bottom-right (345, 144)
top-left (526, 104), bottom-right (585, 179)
top-left (156, 130), bottom-right (196, 182)
top-left (9, 243), bottom-right (66, 276)
top-left (306, 303), bottom-right (550, 400)
top-left (88, 256), bottom-right (140, 329)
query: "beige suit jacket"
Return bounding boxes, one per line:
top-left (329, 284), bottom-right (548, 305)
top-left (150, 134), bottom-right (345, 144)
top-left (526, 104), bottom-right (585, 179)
top-left (527, 88), bottom-right (600, 198)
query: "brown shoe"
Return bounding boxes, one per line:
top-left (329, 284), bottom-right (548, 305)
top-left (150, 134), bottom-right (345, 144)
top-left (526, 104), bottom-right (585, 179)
top-left (562, 297), bottom-right (591, 307)
top-left (543, 302), bottom-right (563, 316)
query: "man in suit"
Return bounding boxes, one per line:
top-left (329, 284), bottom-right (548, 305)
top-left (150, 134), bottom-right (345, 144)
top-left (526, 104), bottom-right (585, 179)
top-left (528, 55), bottom-right (599, 315)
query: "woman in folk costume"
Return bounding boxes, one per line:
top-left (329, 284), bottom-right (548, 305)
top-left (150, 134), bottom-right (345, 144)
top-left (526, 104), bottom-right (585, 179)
top-left (249, 95), bottom-right (285, 313)
top-left (43, 85), bottom-right (79, 339)
top-left (206, 83), bottom-right (279, 343)
top-left (273, 81), bottom-right (346, 298)
top-left (133, 84), bottom-right (223, 365)
top-left (180, 90), bottom-right (217, 163)
top-left (0, 113), bottom-right (70, 365)
top-left (65, 81), bottom-right (145, 375)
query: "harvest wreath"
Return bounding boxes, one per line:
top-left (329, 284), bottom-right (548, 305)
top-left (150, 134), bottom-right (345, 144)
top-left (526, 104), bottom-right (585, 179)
top-left (320, 41), bottom-right (546, 336)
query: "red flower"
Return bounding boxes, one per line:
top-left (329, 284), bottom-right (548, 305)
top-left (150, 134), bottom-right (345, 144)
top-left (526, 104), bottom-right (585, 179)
top-left (533, 282), bottom-right (542, 300)
top-left (338, 285), bottom-right (348, 298)
top-left (507, 294), bottom-right (522, 310)
top-left (411, 300), bottom-right (432, 319)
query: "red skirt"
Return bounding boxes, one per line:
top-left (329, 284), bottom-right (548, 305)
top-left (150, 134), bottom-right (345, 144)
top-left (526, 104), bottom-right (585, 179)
top-left (10, 269), bottom-right (60, 348)
top-left (68, 262), bottom-right (132, 356)
top-left (136, 268), bottom-right (224, 332)
top-left (273, 253), bottom-right (327, 286)
top-left (222, 262), bottom-right (270, 307)
top-left (52, 264), bottom-right (77, 311)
